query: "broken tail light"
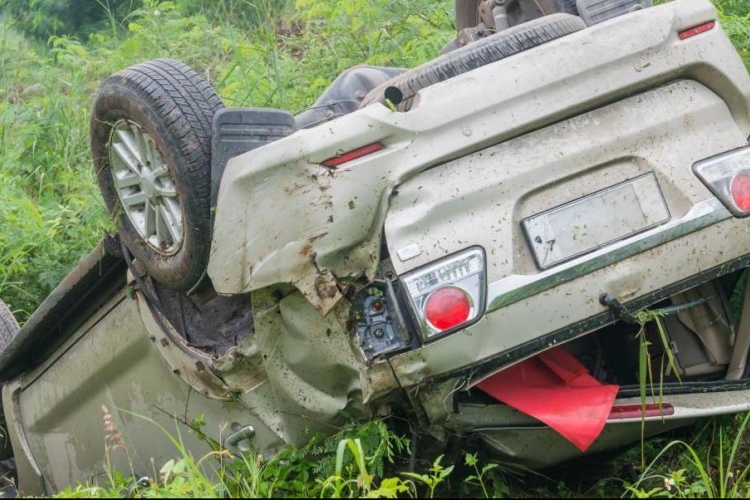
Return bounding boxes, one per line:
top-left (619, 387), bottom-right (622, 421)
top-left (401, 247), bottom-right (486, 340)
top-left (693, 146), bottom-right (750, 217)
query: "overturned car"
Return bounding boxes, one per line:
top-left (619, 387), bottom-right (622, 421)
top-left (2, 0), bottom-right (750, 493)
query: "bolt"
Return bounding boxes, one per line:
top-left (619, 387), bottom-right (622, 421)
top-left (371, 299), bottom-right (385, 313)
top-left (374, 328), bottom-right (385, 338)
top-left (462, 126), bottom-right (473, 136)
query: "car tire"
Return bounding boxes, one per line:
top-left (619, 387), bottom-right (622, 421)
top-left (91, 59), bottom-right (224, 291)
top-left (0, 301), bottom-right (19, 354)
top-left (360, 13), bottom-right (586, 111)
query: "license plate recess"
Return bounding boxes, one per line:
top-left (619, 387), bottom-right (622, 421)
top-left (522, 172), bottom-right (670, 270)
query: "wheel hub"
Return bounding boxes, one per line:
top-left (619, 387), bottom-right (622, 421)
top-left (140, 170), bottom-right (157, 199)
top-left (108, 120), bottom-right (184, 255)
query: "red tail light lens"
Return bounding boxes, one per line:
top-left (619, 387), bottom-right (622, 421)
top-left (731, 174), bottom-right (750, 212)
top-left (693, 146), bottom-right (750, 217)
top-left (402, 247), bottom-right (486, 340)
top-left (424, 286), bottom-right (472, 331)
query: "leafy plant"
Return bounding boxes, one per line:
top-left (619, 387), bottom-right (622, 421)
top-left (402, 454), bottom-right (455, 498)
top-left (464, 452), bottom-right (499, 499)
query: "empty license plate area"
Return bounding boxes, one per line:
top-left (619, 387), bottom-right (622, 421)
top-left (522, 172), bottom-right (670, 270)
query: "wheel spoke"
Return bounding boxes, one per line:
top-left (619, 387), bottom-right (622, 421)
top-left (121, 191), bottom-right (147, 208)
top-left (116, 128), bottom-right (144, 168)
top-left (159, 203), bottom-right (182, 243)
top-left (143, 199), bottom-right (155, 237)
top-left (114, 173), bottom-right (141, 189)
top-left (111, 142), bottom-right (141, 176)
top-left (155, 206), bottom-right (163, 247)
top-left (155, 185), bottom-right (177, 198)
top-left (151, 165), bottom-right (168, 180)
top-left (131, 124), bottom-right (149, 167)
top-left (163, 198), bottom-right (182, 228)
top-left (143, 136), bottom-right (157, 168)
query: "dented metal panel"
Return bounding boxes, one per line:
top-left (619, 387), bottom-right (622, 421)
top-left (207, 0), bottom-right (750, 310)
top-left (249, 287), bottom-right (366, 445)
top-left (386, 81), bottom-right (746, 278)
top-left (446, 389), bottom-right (750, 467)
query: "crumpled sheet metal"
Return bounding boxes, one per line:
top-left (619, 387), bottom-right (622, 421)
top-left (207, 110), bottom-right (414, 316)
top-left (210, 335), bottom-right (268, 393)
top-left (250, 287), bottom-right (365, 445)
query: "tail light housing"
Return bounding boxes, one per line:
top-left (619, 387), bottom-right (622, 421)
top-left (401, 247), bottom-right (486, 341)
top-left (693, 146), bottom-right (750, 217)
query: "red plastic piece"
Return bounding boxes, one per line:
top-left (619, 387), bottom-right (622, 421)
top-left (476, 347), bottom-right (619, 452)
top-left (609, 403), bottom-right (674, 420)
top-left (678, 21), bottom-right (715, 40)
top-left (321, 142), bottom-right (384, 167)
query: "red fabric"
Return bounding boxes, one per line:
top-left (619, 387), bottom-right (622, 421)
top-left (476, 347), bottom-right (619, 452)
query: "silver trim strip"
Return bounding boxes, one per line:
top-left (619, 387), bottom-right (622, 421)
top-left (487, 198), bottom-right (732, 312)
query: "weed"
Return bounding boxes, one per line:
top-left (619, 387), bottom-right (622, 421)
top-left (632, 307), bottom-right (683, 466)
top-left (464, 452), bottom-right (499, 498)
top-left (624, 412), bottom-right (750, 498)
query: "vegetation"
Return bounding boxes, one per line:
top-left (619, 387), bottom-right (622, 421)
top-left (45, 409), bottom-right (750, 498)
top-left (5, 0), bottom-right (143, 40)
top-left (0, 0), bottom-right (454, 320)
top-left (1, 0), bottom-right (750, 497)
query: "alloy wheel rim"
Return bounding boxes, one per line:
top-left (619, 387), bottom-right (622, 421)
top-left (108, 120), bottom-right (183, 255)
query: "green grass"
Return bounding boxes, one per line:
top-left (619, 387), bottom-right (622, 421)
top-left (0, 0), bottom-right (454, 320)
top-left (47, 410), bottom-right (750, 498)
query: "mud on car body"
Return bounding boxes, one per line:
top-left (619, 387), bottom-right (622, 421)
top-left (2, 0), bottom-right (750, 494)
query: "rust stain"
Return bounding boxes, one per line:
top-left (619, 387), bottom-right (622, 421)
top-left (314, 275), bottom-right (338, 299)
top-left (299, 233), bottom-right (327, 261)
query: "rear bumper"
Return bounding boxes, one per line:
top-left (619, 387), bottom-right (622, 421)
top-left (453, 388), bottom-right (750, 467)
